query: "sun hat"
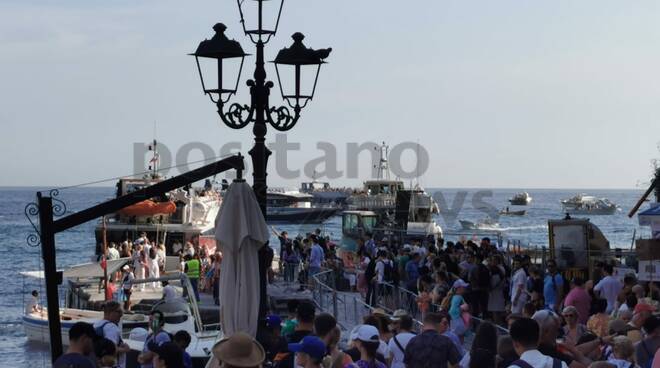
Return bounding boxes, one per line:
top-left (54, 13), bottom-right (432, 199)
top-left (212, 332), bottom-right (265, 367)
top-left (452, 279), bottom-right (469, 289)
top-left (390, 309), bottom-right (409, 321)
top-left (288, 335), bottom-right (326, 361)
top-left (349, 324), bottom-right (380, 343)
top-left (371, 308), bottom-right (388, 317)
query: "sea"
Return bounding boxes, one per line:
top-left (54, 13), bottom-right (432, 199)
top-left (0, 186), bottom-right (651, 367)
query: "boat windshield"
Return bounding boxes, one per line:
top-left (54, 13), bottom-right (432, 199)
top-left (363, 216), bottom-right (378, 231)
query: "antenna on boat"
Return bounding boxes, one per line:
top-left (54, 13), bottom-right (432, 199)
top-left (148, 122), bottom-right (160, 180)
top-left (374, 141), bottom-right (390, 180)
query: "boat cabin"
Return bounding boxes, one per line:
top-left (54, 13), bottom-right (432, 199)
top-left (363, 180), bottom-right (404, 195)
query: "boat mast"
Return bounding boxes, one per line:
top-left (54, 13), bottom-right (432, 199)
top-left (375, 142), bottom-right (390, 180)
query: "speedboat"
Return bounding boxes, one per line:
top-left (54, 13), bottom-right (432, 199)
top-left (508, 192), bottom-right (532, 205)
top-left (561, 194), bottom-right (619, 215)
top-left (459, 218), bottom-right (500, 230)
top-left (23, 308), bottom-right (147, 345)
top-left (122, 274), bottom-right (222, 368)
top-left (499, 208), bottom-right (526, 216)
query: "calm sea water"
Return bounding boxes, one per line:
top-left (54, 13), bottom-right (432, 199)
top-left (0, 186), bottom-right (650, 366)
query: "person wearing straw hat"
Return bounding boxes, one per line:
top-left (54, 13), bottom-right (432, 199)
top-left (212, 332), bottom-right (265, 368)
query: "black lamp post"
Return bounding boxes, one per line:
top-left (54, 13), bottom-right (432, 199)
top-left (191, 0), bottom-right (331, 327)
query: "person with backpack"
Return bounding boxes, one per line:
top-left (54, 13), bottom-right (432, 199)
top-left (508, 317), bottom-right (568, 368)
top-left (387, 314), bottom-right (415, 368)
top-left (138, 310), bottom-right (172, 368)
top-left (374, 250), bottom-right (394, 304)
top-left (93, 301), bottom-right (131, 368)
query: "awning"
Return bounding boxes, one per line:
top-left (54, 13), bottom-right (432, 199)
top-left (638, 204), bottom-right (660, 226)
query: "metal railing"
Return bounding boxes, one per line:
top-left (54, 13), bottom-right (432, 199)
top-left (309, 269), bottom-right (510, 341)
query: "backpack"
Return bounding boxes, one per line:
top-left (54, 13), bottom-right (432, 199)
top-left (379, 260), bottom-right (394, 283)
top-left (477, 264), bottom-right (491, 289)
top-left (509, 357), bottom-right (562, 368)
top-left (365, 259), bottom-right (377, 281)
top-left (95, 320), bottom-right (123, 345)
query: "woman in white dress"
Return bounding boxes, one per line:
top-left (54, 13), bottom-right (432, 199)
top-left (149, 247), bottom-right (160, 288)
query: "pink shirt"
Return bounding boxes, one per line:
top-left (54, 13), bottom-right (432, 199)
top-left (653, 349), bottom-right (660, 368)
top-left (564, 287), bottom-right (592, 324)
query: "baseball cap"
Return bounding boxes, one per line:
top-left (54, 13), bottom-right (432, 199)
top-left (349, 324), bottom-right (380, 343)
top-left (288, 336), bottom-right (326, 361)
top-left (390, 309), bottom-right (409, 321)
top-left (265, 315), bottom-right (282, 329)
top-left (452, 279), bottom-right (469, 289)
top-left (634, 303), bottom-right (657, 315)
top-left (151, 341), bottom-right (184, 368)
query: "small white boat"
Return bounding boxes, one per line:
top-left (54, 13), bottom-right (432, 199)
top-left (122, 274), bottom-right (222, 367)
top-left (509, 192), bottom-right (532, 205)
top-left (23, 308), bottom-right (147, 345)
top-left (459, 218), bottom-right (500, 230)
top-left (561, 194), bottom-right (619, 215)
top-left (499, 208), bottom-right (526, 216)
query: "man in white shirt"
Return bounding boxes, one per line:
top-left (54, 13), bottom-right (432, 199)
top-left (594, 264), bottom-right (623, 314)
top-left (25, 290), bottom-right (40, 314)
top-left (510, 256), bottom-right (529, 314)
top-left (93, 301), bottom-right (131, 368)
top-left (387, 314), bottom-right (415, 368)
top-left (107, 243), bottom-right (120, 260)
top-left (508, 318), bottom-right (568, 368)
top-left (161, 281), bottom-right (178, 302)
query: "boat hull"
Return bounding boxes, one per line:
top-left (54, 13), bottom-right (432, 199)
top-left (499, 210), bottom-right (526, 216)
top-left (267, 207), bottom-right (339, 223)
top-left (563, 206), bottom-right (618, 215)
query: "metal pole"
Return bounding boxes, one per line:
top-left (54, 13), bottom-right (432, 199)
top-left (249, 37), bottom-right (273, 325)
top-left (38, 193), bottom-right (64, 362)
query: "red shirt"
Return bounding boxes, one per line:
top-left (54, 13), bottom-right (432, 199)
top-left (564, 287), bottom-right (592, 324)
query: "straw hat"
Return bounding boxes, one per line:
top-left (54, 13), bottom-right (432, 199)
top-left (213, 332), bottom-right (265, 367)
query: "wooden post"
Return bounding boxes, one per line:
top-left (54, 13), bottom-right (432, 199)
top-left (38, 193), bottom-right (64, 362)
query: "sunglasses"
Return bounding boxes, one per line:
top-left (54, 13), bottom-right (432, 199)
top-left (562, 314), bottom-right (576, 318)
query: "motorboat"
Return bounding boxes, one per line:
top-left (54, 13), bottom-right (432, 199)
top-left (299, 175), bottom-right (352, 208)
top-left (267, 189), bottom-right (340, 223)
top-left (122, 274), bottom-right (222, 368)
top-left (23, 308), bottom-right (147, 345)
top-left (95, 140), bottom-right (221, 257)
top-left (561, 194), bottom-right (619, 215)
top-left (499, 208), bottom-right (526, 216)
top-left (459, 218), bottom-right (500, 231)
top-left (509, 192), bottom-right (532, 205)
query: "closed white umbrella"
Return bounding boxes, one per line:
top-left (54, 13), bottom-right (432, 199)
top-left (214, 181), bottom-right (269, 337)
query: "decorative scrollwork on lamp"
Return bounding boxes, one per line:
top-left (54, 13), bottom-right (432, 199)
top-left (24, 202), bottom-right (40, 247)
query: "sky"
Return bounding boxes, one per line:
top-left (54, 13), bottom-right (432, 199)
top-left (1, 0), bottom-right (659, 189)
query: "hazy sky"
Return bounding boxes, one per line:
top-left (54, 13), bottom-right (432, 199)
top-left (1, 0), bottom-right (659, 189)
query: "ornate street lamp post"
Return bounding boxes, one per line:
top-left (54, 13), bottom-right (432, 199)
top-left (191, 0), bottom-right (331, 327)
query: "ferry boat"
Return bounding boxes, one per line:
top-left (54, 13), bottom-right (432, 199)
top-left (508, 192), bottom-right (532, 205)
top-left (345, 142), bottom-right (439, 216)
top-left (94, 140), bottom-right (221, 255)
top-left (299, 176), bottom-right (352, 208)
top-left (561, 194), bottom-right (619, 215)
top-left (267, 189), bottom-right (340, 223)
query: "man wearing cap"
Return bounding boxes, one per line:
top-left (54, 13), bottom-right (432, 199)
top-left (388, 312), bottom-right (415, 368)
top-left (288, 335), bottom-right (326, 368)
top-left (53, 322), bottom-right (97, 368)
top-left (213, 332), bottom-right (265, 368)
top-left (151, 341), bottom-right (184, 368)
top-left (404, 312), bottom-right (460, 368)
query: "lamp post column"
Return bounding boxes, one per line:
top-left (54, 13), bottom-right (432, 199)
top-left (248, 38), bottom-right (272, 322)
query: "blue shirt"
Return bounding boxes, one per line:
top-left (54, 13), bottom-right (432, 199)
top-left (543, 273), bottom-right (563, 306)
top-left (310, 244), bottom-right (324, 268)
top-left (53, 353), bottom-right (95, 368)
top-left (183, 351), bottom-right (192, 368)
top-left (405, 260), bottom-right (419, 282)
top-left (141, 331), bottom-right (172, 368)
top-left (449, 295), bottom-right (465, 320)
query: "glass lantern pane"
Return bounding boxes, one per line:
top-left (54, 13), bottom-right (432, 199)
top-left (276, 63), bottom-right (319, 102)
top-left (197, 57), bottom-right (243, 95)
top-left (238, 0), bottom-right (283, 35)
